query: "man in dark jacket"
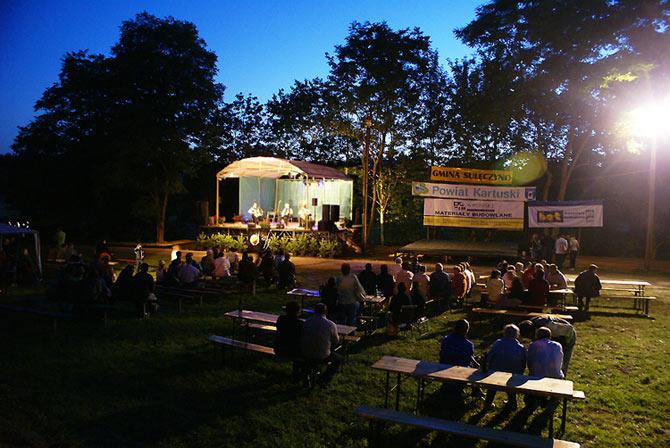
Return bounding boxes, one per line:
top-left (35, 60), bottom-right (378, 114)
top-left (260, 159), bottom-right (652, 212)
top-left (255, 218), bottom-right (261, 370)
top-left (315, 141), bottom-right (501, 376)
top-left (429, 263), bottom-right (451, 302)
top-left (574, 264), bottom-right (602, 311)
top-left (277, 253), bottom-right (296, 289)
top-left (357, 263), bottom-right (377, 295)
top-left (133, 263), bottom-right (156, 317)
top-left (275, 301), bottom-right (303, 358)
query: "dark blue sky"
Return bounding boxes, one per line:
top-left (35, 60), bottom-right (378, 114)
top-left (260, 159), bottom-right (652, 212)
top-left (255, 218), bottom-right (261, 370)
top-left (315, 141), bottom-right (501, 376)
top-left (0, 0), bottom-right (483, 154)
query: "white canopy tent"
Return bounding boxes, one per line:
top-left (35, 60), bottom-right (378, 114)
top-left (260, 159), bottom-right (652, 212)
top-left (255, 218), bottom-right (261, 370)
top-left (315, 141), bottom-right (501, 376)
top-left (215, 157), bottom-right (352, 222)
top-left (0, 223), bottom-right (43, 277)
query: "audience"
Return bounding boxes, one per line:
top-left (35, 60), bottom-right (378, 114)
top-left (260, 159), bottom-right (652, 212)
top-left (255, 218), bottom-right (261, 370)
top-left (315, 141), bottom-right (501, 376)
top-left (499, 277), bottom-right (524, 308)
top-left (429, 263), bottom-right (451, 303)
top-left (179, 253), bottom-right (200, 287)
top-left (200, 249), bottom-right (215, 277)
top-left (388, 282), bottom-right (412, 333)
top-left (319, 277), bottom-right (339, 320)
top-left (213, 251), bottom-right (231, 279)
top-left (451, 266), bottom-right (467, 303)
top-left (275, 301), bottom-right (304, 363)
top-left (259, 250), bottom-right (277, 287)
top-left (277, 253), bottom-right (296, 289)
top-left (226, 248), bottom-right (239, 274)
top-left (546, 264), bottom-right (568, 290)
top-left (502, 265), bottom-right (517, 290)
top-left (357, 263), bottom-right (377, 295)
top-left (300, 303), bottom-right (341, 386)
top-left (484, 324), bottom-right (526, 410)
top-left (395, 262), bottom-right (414, 292)
top-left (112, 265), bottom-right (135, 302)
top-left (410, 280), bottom-right (426, 317)
top-left (485, 270), bottom-right (504, 307)
top-left (526, 269), bottom-right (549, 306)
top-left (155, 260), bottom-right (167, 284)
top-left (521, 316), bottom-right (576, 375)
top-left (439, 319), bottom-right (476, 367)
top-left (238, 252), bottom-right (257, 289)
top-left (574, 264), bottom-right (602, 312)
top-left (413, 265), bottom-right (430, 298)
top-left (521, 262), bottom-right (535, 289)
top-left (376, 265), bottom-right (395, 299)
top-left (166, 251), bottom-right (182, 286)
top-left (133, 262), bottom-right (157, 318)
top-left (335, 263), bottom-right (365, 326)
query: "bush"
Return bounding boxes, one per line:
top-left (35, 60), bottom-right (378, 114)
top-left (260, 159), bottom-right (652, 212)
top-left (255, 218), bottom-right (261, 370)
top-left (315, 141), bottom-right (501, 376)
top-left (198, 232), bottom-right (341, 257)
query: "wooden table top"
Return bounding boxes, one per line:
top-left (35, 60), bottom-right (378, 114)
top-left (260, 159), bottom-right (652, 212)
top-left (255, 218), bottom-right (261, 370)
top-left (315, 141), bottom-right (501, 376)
top-left (548, 288), bottom-right (573, 294)
top-left (363, 295), bottom-right (387, 304)
top-left (566, 278), bottom-right (650, 287)
top-left (224, 309), bottom-right (357, 335)
top-left (372, 356), bottom-right (576, 398)
top-left (287, 288), bottom-right (320, 297)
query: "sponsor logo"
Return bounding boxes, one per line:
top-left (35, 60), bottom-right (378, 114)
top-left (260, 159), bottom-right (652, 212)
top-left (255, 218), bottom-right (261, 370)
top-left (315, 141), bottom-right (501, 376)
top-left (537, 211), bottom-right (563, 223)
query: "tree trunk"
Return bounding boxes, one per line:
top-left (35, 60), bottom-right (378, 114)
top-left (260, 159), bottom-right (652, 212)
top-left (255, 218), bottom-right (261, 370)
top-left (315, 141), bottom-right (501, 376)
top-left (361, 127), bottom-right (371, 252)
top-left (156, 188), bottom-right (169, 243)
top-left (542, 170), bottom-right (553, 201)
top-left (379, 212), bottom-right (385, 246)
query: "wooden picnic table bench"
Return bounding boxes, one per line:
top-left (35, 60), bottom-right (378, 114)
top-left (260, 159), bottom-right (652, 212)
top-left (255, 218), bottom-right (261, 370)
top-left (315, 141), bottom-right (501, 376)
top-left (287, 288), bottom-right (320, 309)
top-left (371, 355), bottom-right (584, 437)
top-left (156, 285), bottom-right (224, 312)
top-left (470, 308), bottom-right (573, 321)
top-left (355, 405), bottom-right (580, 448)
top-left (224, 309), bottom-right (357, 336)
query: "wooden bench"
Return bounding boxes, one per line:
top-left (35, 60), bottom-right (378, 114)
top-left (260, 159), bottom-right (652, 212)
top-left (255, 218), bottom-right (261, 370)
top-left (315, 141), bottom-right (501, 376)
top-left (470, 308), bottom-right (573, 321)
top-left (0, 304), bottom-right (71, 332)
top-left (156, 286), bottom-right (223, 312)
top-left (354, 405), bottom-right (579, 448)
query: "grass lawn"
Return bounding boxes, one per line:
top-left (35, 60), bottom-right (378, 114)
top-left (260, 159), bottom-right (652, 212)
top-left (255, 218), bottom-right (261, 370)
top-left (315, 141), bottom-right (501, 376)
top-left (0, 259), bottom-right (669, 448)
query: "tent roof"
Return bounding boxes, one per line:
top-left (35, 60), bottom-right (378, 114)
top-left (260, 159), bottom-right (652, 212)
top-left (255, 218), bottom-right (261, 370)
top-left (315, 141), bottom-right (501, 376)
top-left (0, 223), bottom-right (37, 234)
top-left (216, 157), bottom-right (350, 181)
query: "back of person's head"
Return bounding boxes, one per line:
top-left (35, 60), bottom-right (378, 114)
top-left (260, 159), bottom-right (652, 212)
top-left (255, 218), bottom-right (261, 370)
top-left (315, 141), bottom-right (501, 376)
top-left (175, 251), bottom-right (182, 259)
top-left (549, 264), bottom-right (557, 273)
top-left (589, 264), bottom-right (598, 272)
top-left (285, 301), bottom-right (300, 317)
top-left (490, 270), bottom-right (500, 279)
top-left (206, 249), bottom-right (213, 256)
top-left (158, 260), bottom-right (165, 267)
top-left (519, 320), bottom-right (534, 339)
top-left (419, 265), bottom-right (426, 273)
top-left (536, 326), bottom-right (552, 340)
top-left (397, 282), bottom-right (407, 293)
top-left (284, 253), bottom-right (291, 261)
top-left (394, 257), bottom-right (402, 264)
top-left (341, 263), bottom-right (351, 275)
top-left (464, 262), bottom-right (471, 269)
top-left (185, 252), bottom-right (193, 262)
top-left (139, 263), bottom-right (149, 273)
top-left (453, 319), bottom-right (469, 335)
top-left (381, 264), bottom-right (389, 274)
top-left (503, 324), bottom-right (520, 339)
top-left (534, 270), bottom-right (545, 280)
top-left (507, 265), bottom-right (516, 272)
top-left (242, 251), bottom-right (249, 259)
top-left (314, 302), bottom-right (327, 315)
top-left (435, 263), bottom-right (443, 272)
top-left (534, 263), bottom-right (544, 273)
top-left (122, 265), bottom-right (133, 275)
top-left (327, 276), bottom-right (336, 287)
top-left (365, 263), bottom-right (372, 271)
top-left (515, 262), bottom-right (524, 272)
top-left (401, 261), bottom-right (410, 271)
top-left (453, 265), bottom-right (462, 273)
top-left (412, 281), bottom-right (421, 293)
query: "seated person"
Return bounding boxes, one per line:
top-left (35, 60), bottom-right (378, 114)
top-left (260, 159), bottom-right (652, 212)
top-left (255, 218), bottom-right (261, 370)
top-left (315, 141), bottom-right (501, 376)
top-left (450, 266), bottom-right (467, 303)
top-left (484, 324), bottom-right (526, 410)
top-left (133, 262), bottom-right (157, 317)
top-left (280, 202), bottom-right (294, 220)
top-left (300, 303), bottom-right (341, 386)
top-left (112, 265), bottom-right (135, 303)
top-left (357, 263), bottom-right (377, 295)
top-left (259, 250), bottom-right (277, 286)
top-left (485, 270), bottom-right (504, 307)
top-left (502, 265), bottom-right (517, 290)
top-left (178, 254), bottom-right (200, 287)
top-left (525, 269), bottom-right (549, 306)
top-left (388, 282), bottom-right (412, 326)
top-left (574, 264), bottom-right (602, 311)
top-left (275, 301), bottom-right (303, 358)
top-left (527, 326), bottom-right (564, 379)
top-left (225, 248), bottom-right (239, 274)
top-left (521, 316), bottom-right (576, 375)
top-left (429, 263), bottom-right (451, 301)
top-left (237, 252), bottom-right (257, 287)
top-left (200, 249), bottom-right (215, 277)
top-left (247, 202), bottom-right (263, 223)
top-left (277, 253), bottom-right (296, 289)
top-left (213, 252), bottom-right (231, 279)
top-left (376, 264), bottom-right (395, 299)
top-left (298, 203), bottom-right (312, 228)
top-left (439, 319), bottom-right (476, 367)
top-left (498, 277), bottom-right (525, 308)
top-left (410, 281), bottom-right (426, 317)
top-left (413, 265), bottom-right (430, 299)
top-left (319, 277), bottom-right (339, 320)
top-left (546, 264), bottom-right (568, 290)
top-left (521, 261), bottom-right (535, 289)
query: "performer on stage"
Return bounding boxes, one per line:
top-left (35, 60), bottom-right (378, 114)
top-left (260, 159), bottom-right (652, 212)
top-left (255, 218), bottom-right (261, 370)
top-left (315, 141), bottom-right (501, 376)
top-left (247, 202), bottom-right (263, 223)
top-left (280, 202), bottom-right (294, 220)
top-left (298, 202), bottom-right (311, 228)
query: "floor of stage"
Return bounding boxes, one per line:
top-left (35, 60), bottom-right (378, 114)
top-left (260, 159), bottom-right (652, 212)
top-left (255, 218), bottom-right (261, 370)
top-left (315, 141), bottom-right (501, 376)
top-left (400, 239), bottom-right (519, 258)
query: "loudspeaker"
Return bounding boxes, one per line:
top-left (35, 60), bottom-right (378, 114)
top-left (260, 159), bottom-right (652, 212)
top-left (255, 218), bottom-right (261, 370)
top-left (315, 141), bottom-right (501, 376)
top-left (329, 204), bottom-right (340, 222)
top-left (322, 204), bottom-right (331, 221)
top-left (311, 198), bottom-right (318, 206)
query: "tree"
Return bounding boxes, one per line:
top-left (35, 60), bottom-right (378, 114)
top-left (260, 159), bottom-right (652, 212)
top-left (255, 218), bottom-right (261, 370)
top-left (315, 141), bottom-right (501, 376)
top-left (373, 166), bottom-right (405, 246)
top-left (325, 21), bottom-right (444, 250)
top-left (456, 0), bottom-right (670, 201)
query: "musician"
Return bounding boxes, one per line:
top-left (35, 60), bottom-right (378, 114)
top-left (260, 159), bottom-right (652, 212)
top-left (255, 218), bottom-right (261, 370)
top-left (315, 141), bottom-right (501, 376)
top-left (280, 202), bottom-right (293, 220)
top-left (247, 202), bottom-right (263, 223)
top-left (298, 202), bottom-right (311, 228)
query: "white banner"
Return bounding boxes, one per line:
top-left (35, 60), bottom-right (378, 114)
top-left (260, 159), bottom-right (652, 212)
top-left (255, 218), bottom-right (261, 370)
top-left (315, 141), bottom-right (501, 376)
top-left (423, 198), bottom-right (524, 230)
top-left (528, 201), bottom-right (603, 228)
top-left (413, 182), bottom-right (535, 202)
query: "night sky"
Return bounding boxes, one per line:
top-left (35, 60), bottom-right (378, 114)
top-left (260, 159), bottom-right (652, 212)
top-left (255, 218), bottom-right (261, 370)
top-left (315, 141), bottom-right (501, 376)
top-left (0, 0), bottom-right (482, 154)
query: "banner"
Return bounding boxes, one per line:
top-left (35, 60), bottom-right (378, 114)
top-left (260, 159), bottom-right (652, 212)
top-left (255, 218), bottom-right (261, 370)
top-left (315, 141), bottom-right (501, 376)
top-left (528, 200), bottom-right (603, 228)
top-left (423, 198), bottom-right (524, 230)
top-left (412, 182), bottom-right (535, 202)
top-left (430, 166), bottom-right (513, 185)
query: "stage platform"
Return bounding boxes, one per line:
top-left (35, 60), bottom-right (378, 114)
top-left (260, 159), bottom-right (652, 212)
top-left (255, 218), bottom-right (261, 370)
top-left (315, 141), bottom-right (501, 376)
top-left (399, 239), bottom-right (519, 258)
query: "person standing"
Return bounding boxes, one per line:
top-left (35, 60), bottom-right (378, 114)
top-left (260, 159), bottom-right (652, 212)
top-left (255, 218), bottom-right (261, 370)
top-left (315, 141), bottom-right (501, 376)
top-left (568, 235), bottom-right (580, 269)
top-left (484, 324), bottom-right (526, 410)
top-left (357, 263), bottom-right (377, 295)
top-left (574, 264), bottom-right (602, 312)
top-left (335, 263), bottom-right (365, 327)
top-left (554, 234), bottom-right (569, 271)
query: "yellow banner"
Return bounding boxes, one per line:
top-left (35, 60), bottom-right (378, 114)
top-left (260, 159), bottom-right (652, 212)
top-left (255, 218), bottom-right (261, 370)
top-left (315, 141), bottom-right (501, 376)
top-left (423, 215), bottom-right (523, 230)
top-left (430, 167), bottom-right (513, 185)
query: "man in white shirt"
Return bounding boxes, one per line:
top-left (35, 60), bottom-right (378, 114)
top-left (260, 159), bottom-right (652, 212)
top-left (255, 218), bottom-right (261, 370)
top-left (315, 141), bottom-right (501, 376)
top-left (413, 265), bottom-right (430, 298)
top-left (395, 262), bottom-right (414, 292)
top-left (545, 264), bottom-right (568, 290)
top-left (179, 260), bottom-right (200, 287)
top-left (225, 248), bottom-right (239, 274)
top-left (485, 270), bottom-right (505, 306)
top-left (568, 235), bottom-right (580, 270)
top-left (502, 266), bottom-right (517, 290)
top-left (280, 202), bottom-right (293, 220)
top-left (301, 303), bottom-right (342, 386)
top-left (335, 263), bottom-right (365, 326)
top-left (213, 253), bottom-right (231, 278)
top-left (554, 235), bottom-right (569, 271)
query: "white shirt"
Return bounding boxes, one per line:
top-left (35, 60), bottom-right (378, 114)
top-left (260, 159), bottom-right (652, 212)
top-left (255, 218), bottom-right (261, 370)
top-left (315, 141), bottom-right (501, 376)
top-left (486, 277), bottom-right (505, 303)
top-left (281, 205), bottom-right (293, 216)
top-left (569, 238), bottom-right (580, 252)
top-left (298, 207), bottom-right (311, 219)
top-left (502, 271), bottom-right (516, 290)
top-left (179, 263), bottom-right (200, 284)
top-left (555, 237), bottom-right (569, 255)
top-left (395, 269), bottom-right (414, 291)
top-left (226, 251), bottom-right (239, 265)
top-left (301, 314), bottom-right (339, 360)
top-left (414, 273), bottom-right (430, 298)
top-left (213, 256), bottom-right (231, 277)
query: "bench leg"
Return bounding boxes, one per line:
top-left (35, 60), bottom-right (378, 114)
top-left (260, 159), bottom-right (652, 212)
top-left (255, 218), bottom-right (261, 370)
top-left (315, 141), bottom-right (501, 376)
top-left (549, 407), bottom-right (554, 438)
top-left (384, 371), bottom-right (390, 408)
top-left (561, 397), bottom-right (568, 435)
top-left (395, 373), bottom-right (401, 411)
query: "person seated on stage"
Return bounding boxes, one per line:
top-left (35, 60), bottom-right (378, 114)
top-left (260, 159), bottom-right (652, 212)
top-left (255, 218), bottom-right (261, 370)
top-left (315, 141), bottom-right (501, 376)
top-left (574, 264), bottom-right (602, 312)
top-left (395, 262), bottom-right (414, 292)
top-left (247, 202), bottom-right (263, 223)
top-left (335, 263), bottom-right (366, 326)
top-left (485, 270), bottom-right (504, 307)
top-left (259, 250), bottom-right (277, 286)
top-left (521, 261), bottom-right (535, 289)
top-left (387, 282), bottom-right (412, 334)
top-left (429, 263), bottom-right (451, 302)
top-left (502, 265), bottom-right (517, 290)
top-left (200, 249), bottom-right (215, 277)
top-left (357, 263), bottom-right (377, 295)
top-left (300, 303), bottom-right (342, 387)
top-left (376, 264), bottom-right (395, 299)
top-left (280, 202), bottom-right (294, 220)
top-left (413, 265), bottom-right (430, 299)
top-left (527, 326), bottom-right (564, 379)
top-left (319, 277), bottom-right (339, 320)
top-left (451, 266), bottom-right (467, 304)
top-left (546, 263), bottom-right (568, 290)
top-left (178, 253), bottom-right (200, 287)
top-left (225, 248), bottom-right (239, 274)
top-left (484, 324), bottom-right (526, 410)
top-left (277, 253), bottom-right (296, 289)
top-left (213, 251), bottom-right (231, 279)
top-left (521, 316), bottom-right (575, 376)
top-left (275, 300), bottom-right (304, 360)
top-left (498, 277), bottom-right (525, 308)
top-left (525, 268), bottom-right (549, 306)
top-left (298, 202), bottom-right (311, 228)
top-left (238, 252), bottom-right (257, 288)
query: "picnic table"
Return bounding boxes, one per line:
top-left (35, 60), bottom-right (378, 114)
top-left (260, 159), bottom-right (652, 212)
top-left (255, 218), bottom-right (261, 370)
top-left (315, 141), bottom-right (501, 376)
top-left (548, 288), bottom-right (573, 307)
top-left (224, 309), bottom-right (357, 336)
top-left (372, 355), bottom-right (584, 437)
top-left (287, 288), bottom-right (320, 309)
top-left (566, 278), bottom-right (650, 296)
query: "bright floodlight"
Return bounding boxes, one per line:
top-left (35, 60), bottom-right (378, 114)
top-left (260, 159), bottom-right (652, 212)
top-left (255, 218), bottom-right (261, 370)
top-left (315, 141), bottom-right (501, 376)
top-left (628, 99), bottom-right (670, 138)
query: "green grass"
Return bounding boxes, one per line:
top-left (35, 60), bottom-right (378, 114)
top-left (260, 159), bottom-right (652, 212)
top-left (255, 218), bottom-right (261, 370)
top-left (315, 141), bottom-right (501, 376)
top-left (1, 272), bottom-right (669, 447)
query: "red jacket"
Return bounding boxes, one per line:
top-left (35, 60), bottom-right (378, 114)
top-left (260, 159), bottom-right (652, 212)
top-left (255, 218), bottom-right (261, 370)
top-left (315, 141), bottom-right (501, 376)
top-left (451, 272), bottom-right (467, 298)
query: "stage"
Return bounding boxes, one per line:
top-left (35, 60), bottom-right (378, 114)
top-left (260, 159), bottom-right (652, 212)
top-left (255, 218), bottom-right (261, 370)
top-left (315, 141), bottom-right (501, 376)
top-left (399, 239), bottom-right (519, 259)
top-left (201, 222), bottom-right (320, 238)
